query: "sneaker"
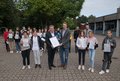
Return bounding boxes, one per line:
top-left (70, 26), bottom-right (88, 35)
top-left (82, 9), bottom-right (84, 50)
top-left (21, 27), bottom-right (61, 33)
top-left (19, 51), bottom-right (21, 53)
top-left (12, 51), bottom-right (13, 53)
top-left (63, 65), bottom-right (67, 69)
top-left (88, 68), bottom-right (91, 71)
top-left (35, 64), bottom-right (37, 68)
top-left (91, 68), bottom-right (94, 73)
top-left (10, 51), bottom-right (13, 53)
top-left (28, 65), bottom-right (31, 69)
top-left (78, 65), bottom-right (81, 70)
top-left (106, 69), bottom-right (110, 73)
top-left (22, 66), bottom-right (26, 69)
top-left (82, 66), bottom-right (85, 70)
top-left (16, 51), bottom-right (19, 53)
top-left (39, 64), bottom-right (42, 68)
top-left (99, 70), bottom-right (105, 75)
top-left (51, 65), bottom-right (56, 68)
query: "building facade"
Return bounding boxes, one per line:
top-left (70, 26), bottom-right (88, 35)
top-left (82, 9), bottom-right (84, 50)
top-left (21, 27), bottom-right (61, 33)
top-left (88, 8), bottom-right (120, 37)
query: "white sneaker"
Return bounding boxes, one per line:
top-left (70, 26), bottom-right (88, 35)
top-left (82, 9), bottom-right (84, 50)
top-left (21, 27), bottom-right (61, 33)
top-left (99, 70), bottom-right (105, 75)
top-left (10, 51), bottom-right (13, 53)
top-left (78, 65), bottom-right (81, 70)
top-left (22, 66), bottom-right (26, 69)
top-left (88, 68), bottom-right (91, 71)
top-left (12, 51), bottom-right (13, 53)
top-left (19, 51), bottom-right (21, 53)
top-left (82, 66), bottom-right (85, 70)
top-left (16, 51), bottom-right (19, 53)
top-left (28, 65), bottom-right (31, 69)
top-left (106, 69), bottom-right (110, 73)
top-left (91, 68), bottom-right (94, 73)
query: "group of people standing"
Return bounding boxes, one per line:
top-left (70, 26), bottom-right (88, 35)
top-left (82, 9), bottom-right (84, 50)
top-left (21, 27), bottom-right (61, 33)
top-left (74, 26), bottom-right (116, 74)
top-left (3, 22), bottom-right (71, 70)
top-left (3, 22), bottom-right (116, 75)
top-left (46, 22), bottom-right (70, 70)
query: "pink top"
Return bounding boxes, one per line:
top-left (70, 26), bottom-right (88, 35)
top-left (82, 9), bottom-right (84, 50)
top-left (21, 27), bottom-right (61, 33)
top-left (87, 37), bottom-right (98, 49)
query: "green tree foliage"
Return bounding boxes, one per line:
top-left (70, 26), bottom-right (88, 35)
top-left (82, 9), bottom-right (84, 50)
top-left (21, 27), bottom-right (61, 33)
top-left (88, 15), bottom-right (96, 22)
top-left (0, 0), bottom-right (85, 29)
top-left (16, 0), bottom-right (84, 28)
top-left (0, 0), bottom-right (20, 28)
top-left (65, 17), bottom-right (77, 29)
top-left (76, 15), bottom-right (96, 26)
top-left (78, 15), bottom-right (88, 23)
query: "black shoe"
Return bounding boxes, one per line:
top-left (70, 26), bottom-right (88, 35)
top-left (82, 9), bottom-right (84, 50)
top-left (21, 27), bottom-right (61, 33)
top-left (51, 65), bottom-right (56, 68)
top-left (35, 64), bottom-right (38, 68)
top-left (39, 64), bottom-right (41, 68)
top-left (49, 66), bottom-right (52, 70)
top-left (58, 64), bottom-right (64, 67)
top-left (63, 65), bottom-right (67, 69)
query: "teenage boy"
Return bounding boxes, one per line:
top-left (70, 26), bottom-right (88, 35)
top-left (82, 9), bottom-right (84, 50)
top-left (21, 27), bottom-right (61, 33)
top-left (99, 30), bottom-right (116, 75)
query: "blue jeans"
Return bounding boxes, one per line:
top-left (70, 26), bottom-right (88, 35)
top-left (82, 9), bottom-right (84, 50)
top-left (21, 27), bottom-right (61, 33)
top-left (89, 49), bottom-right (96, 68)
top-left (59, 46), bottom-right (69, 65)
top-left (15, 42), bottom-right (21, 51)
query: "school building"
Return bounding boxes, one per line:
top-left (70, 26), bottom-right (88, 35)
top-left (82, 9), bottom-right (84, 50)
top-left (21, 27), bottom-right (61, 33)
top-left (88, 8), bottom-right (120, 37)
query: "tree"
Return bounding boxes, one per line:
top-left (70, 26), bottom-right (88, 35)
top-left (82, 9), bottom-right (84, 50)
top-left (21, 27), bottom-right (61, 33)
top-left (78, 15), bottom-right (88, 23)
top-left (88, 15), bottom-right (96, 22)
top-left (64, 17), bottom-right (77, 29)
top-left (0, 0), bottom-right (20, 28)
top-left (15, 0), bottom-right (85, 28)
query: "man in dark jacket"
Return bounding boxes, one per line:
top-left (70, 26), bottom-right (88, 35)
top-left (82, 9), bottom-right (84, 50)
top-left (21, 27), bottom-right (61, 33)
top-left (46, 25), bottom-right (57, 70)
top-left (99, 30), bottom-right (116, 75)
top-left (59, 22), bottom-right (70, 69)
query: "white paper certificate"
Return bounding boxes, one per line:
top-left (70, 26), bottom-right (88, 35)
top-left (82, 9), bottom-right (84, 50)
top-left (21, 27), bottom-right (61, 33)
top-left (49, 36), bottom-right (60, 48)
top-left (104, 44), bottom-right (111, 52)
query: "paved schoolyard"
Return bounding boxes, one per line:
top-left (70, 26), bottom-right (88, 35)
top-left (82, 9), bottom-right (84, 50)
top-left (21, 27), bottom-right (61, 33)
top-left (0, 35), bottom-right (120, 81)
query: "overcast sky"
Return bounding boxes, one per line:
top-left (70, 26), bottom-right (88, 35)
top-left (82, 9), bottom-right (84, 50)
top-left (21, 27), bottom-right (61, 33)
top-left (80, 0), bottom-right (120, 17)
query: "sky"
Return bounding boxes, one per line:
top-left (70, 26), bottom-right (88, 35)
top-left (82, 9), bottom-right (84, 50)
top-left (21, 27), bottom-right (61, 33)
top-left (80, 0), bottom-right (120, 17)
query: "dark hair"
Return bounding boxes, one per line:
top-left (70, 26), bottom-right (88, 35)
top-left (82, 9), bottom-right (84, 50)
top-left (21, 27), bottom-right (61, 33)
top-left (23, 31), bottom-right (28, 34)
top-left (5, 28), bottom-right (8, 31)
top-left (33, 30), bottom-right (37, 33)
top-left (107, 30), bottom-right (112, 33)
top-left (78, 30), bottom-right (86, 38)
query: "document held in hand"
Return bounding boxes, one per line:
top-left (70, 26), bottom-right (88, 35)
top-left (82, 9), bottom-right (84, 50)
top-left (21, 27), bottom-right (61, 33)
top-left (49, 36), bottom-right (60, 48)
top-left (104, 44), bottom-right (111, 52)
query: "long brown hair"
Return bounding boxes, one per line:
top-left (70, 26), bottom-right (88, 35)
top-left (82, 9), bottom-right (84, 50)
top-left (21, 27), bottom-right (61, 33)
top-left (78, 30), bottom-right (86, 38)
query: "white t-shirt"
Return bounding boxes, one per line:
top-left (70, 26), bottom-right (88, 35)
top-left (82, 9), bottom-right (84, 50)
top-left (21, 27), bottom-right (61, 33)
top-left (8, 33), bottom-right (13, 39)
top-left (32, 36), bottom-right (39, 50)
top-left (37, 33), bottom-right (42, 38)
top-left (51, 32), bottom-right (55, 37)
top-left (29, 33), bottom-right (32, 38)
top-left (22, 38), bottom-right (30, 47)
top-left (76, 37), bottom-right (87, 49)
top-left (15, 34), bottom-right (19, 39)
top-left (21, 37), bottom-right (30, 51)
top-left (43, 33), bottom-right (46, 38)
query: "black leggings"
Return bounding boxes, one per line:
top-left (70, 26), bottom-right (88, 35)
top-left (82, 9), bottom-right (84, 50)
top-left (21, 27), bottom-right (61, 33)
top-left (21, 49), bottom-right (30, 66)
top-left (5, 41), bottom-right (10, 52)
top-left (78, 49), bottom-right (86, 65)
